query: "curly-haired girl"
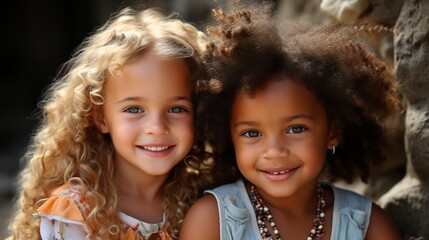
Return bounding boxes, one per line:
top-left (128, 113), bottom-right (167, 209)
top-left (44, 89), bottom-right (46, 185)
top-left (7, 7), bottom-right (213, 240)
top-left (180, 3), bottom-right (402, 240)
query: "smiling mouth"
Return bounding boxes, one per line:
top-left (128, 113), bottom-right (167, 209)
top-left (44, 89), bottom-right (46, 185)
top-left (142, 146), bottom-right (171, 152)
top-left (269, 169), bottom-right (291, 175)
top-left (263, 166), bottom-right (300, 175)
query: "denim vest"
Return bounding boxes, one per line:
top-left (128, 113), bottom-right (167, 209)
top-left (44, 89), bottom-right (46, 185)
top-left (206, 179), bottom-right (371, 240)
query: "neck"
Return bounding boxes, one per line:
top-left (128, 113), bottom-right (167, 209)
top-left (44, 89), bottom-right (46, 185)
top-left (117, 176), bottom-right (165, 200)
top-left (115, 156), bottom-right (169, 200)
top-left (248, 181), bottom-right (326, 240)
top-left (113, 155), bottom-right (169, 223)
top-left (116, 167), bottom-right (167, 223)
top-left (256, 182), bottom-right (319, 217)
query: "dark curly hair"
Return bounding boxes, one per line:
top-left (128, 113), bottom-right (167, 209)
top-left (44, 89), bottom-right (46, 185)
top-left (199, 2), bottom-right (403, 184)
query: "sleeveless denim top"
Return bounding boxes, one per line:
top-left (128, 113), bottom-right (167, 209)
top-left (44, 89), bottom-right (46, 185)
top-left (206, 179), bottom-right (372, 240)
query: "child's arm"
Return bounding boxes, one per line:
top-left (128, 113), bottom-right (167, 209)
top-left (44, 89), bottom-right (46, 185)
top-left (179, 195), bottom-right (220, 240)
top-left (365, 203), bottom-right (402, 240)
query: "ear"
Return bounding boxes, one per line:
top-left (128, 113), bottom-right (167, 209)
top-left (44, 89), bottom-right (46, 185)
top-left (93, 109), bottom-right (109, 133)
top-left (327, 120), bottom-right (340, 149)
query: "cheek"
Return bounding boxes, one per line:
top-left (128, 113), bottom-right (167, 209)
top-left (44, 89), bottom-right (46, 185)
top-left (109, 123), bottom-right (139, 146)
top-left (184, 125), bottom-right (195, 144)
top-left (232, 138), bottom-right (254, 164)
top-left (293, 139), bottom-right (327, 166)
top-left (234, 143), bottom-right (257, 179)
top-left (113, 119), bottom-right (140, 134)
top-left (182, 117), bottom-right (194, 132)
top-left (174, 117), bottom-right (194, 143)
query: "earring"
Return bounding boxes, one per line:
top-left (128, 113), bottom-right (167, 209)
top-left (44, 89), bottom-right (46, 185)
top-left (330, 145), bottom-right (336, 155)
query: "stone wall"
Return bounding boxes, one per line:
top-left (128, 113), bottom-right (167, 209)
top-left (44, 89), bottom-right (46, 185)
top-left (316, 0), bottom-right (429, 238)
top-left (378, 0), bottom-right (429, 239)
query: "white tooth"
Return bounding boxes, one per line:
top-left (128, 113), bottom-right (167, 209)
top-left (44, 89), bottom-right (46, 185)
top-left (270, 170), bottom-right (291, 174)
top-left (144, 146), bottom-right (168, 151)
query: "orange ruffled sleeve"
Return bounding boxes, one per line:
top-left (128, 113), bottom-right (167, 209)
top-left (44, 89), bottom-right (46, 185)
top-left (124, 226), bottom-right (169, 240)
top-left (36, 185), bottom-right (85, 224)
top-left (124, 228), bottom-right (138, 240)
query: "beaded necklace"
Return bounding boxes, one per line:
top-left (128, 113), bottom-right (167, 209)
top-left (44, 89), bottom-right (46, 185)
top-left (248, 184), bottom-right (326, 240)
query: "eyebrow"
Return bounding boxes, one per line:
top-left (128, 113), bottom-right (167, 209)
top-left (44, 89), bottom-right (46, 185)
top-left (116, 96), bottom-right (141, 104)
top-left (116, 96), bottom-right (192, 105)
top-left (232, 114), bottom-right (315, 128)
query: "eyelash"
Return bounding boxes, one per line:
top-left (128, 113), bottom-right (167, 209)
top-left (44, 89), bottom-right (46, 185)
top-left (240, 126), bottom-right (308, 138)
top-left (169, 106), bottom-right (188, 113)
top-left (123, 106), bottom-right (189, 114)
top-left (287, 126), bottom-right (307, 134)
top-left (241, 130), bottom-right (262, 138)
top-left (124, 106), bottom-right (142, 113)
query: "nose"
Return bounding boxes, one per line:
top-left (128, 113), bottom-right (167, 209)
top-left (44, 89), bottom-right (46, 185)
top-left (143, 113), bottom-right (169, 136)
top-left (263, 134), bottom-right (288, 160)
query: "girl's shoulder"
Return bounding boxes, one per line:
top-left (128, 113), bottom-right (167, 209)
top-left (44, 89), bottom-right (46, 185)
top-left (328, 183), bottom-right (372, 209)
top-left (205, 179), bottom-right (245, 196)
top-left (328, 183), bottom-right (402, 239)
top-left (36, 183), bottom-right (90, 225)
top-left (179, 193), bottom-right (221, 240)
top-left (37, 184), bottom-right (170, 239)
top-left (204, 179), bottom-right (251, 212)
top-left (327, 183), bottom-right (373, 239)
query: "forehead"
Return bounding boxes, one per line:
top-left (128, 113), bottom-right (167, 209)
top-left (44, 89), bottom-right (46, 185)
top-left (104, 51), bottom-right (192, 100)
top-left (231, 76), bottom-right (326, 120)
top-left (121, 51), bottom-right (190, 81)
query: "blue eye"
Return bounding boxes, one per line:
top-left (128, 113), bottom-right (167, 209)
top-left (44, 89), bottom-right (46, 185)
top-left (169, 106), bottom-right (187, 113)
top-left (124, 107), bottom-right (143, 113)
top-left (287, 126), bottom-right (307, 134)
top-left (241, 130), bottom-right (262, 138)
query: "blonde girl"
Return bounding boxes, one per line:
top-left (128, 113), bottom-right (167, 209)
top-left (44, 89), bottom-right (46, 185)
top-left (7, 7), bottom-right (213, 240)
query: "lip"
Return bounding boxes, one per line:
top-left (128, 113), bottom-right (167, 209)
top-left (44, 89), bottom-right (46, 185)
top-left (260, 166), bottom-right (299, 181)
top-left (137, 144), bottom-right (175, 158)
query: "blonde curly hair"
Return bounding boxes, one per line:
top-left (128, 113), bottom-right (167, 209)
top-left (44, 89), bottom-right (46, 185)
top-left (7, 7), bottom-right (213, 240)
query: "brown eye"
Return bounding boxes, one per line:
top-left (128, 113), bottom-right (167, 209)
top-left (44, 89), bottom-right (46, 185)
top-left (287, 126), bottom-right (307, 134)
top-left (242, 130), bottom-right (262, 138)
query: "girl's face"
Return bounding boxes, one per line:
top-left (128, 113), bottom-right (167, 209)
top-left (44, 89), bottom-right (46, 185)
top-left (95, 51), bottom-right (194, 179)
top-left (230, 76), bottom-right (338, 199)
